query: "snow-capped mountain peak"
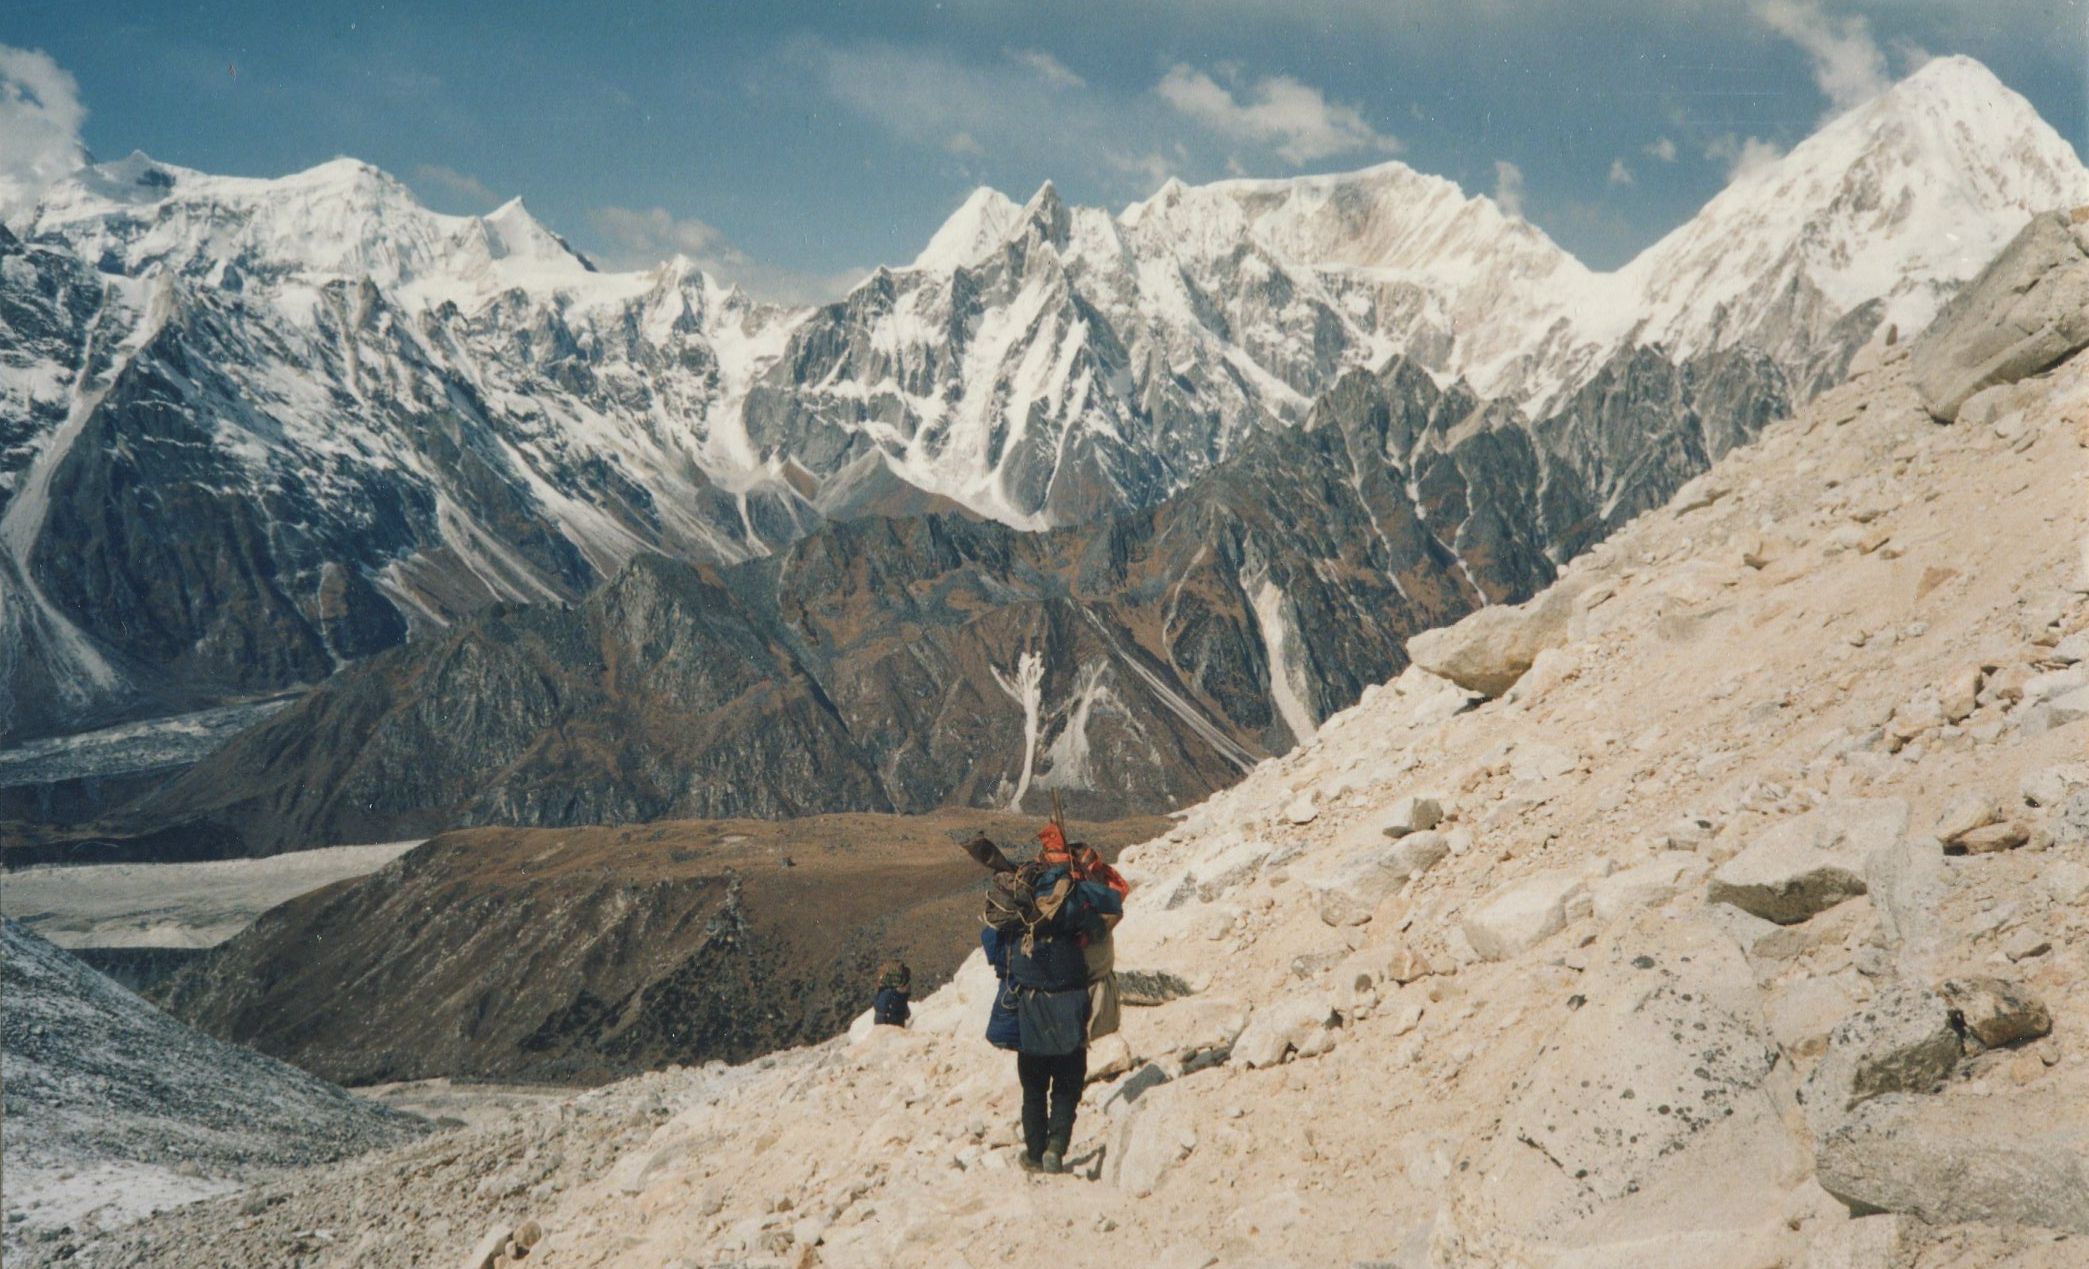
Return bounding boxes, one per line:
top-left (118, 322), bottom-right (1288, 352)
top-left (1616, 54), bottom-right (2088, 366)
top-left (911, 186), bottom-right (1025, 272)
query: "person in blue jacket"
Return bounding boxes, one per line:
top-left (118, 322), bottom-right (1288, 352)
top-left (982, 867), bottom-right (1119, 1174)
top-left (872, 961), bottom-right (911, 1027)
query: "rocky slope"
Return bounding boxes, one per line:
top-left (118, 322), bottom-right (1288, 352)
top-left (47, 210), bottom-right (2089, 1268)
top-left (0, 920), bottom-right (426, 1262)
top-left (150, 811), bottom-right (1164, 1086)
top-left (3, 57), bottom-right (2077, 746)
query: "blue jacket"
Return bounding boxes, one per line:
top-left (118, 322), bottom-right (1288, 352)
top-left (979, 927), bottom-right (1021, 1050)
top-left (873, 985), bottom-right (910, 1027)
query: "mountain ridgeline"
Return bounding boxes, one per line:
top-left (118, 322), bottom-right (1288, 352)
top-left (2, 57), bottom-right (2084, 852)
top-left (80, 340), bottom-right (1787, 857)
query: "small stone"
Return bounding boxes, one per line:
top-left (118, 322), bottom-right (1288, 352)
top-left (1938, 978), bottom-right (2052, 1051)
top-left (1932, 792), bottom-right (1998, 843)
top-left (2040, 859), bottom-right (2089, 905)
top-left (1283, 793), bottom-right (1319, 825)
top-left (1510, 742), bottom-right (1579, 784)
top-left (1379, 795), bottom-right (1443, 837)
top-left (1949, 821), bottom-right (2027, 855)
top-left (2045, 684), bottom-right (2089, 729)
top-left (2021, 762), bottom-right (2089, 808)
top-left (1233, 996), bottom-right (1336, 1069)
top-left (1940, 665), bottom-right (1984, 722)
top-left (2002, 929), bottom-right (2051, 962)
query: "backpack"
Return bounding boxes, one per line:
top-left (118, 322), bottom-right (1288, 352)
top-left (983, 861), bottom-right (1075, 956)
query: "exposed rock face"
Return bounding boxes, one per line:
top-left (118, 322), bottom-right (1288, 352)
top-left (151, 812), bottom-right (1164, 1085)
top-left (33, 335), bottom-right (1809, 858)
top-left (1914, 211), bottom-right (2089, 421)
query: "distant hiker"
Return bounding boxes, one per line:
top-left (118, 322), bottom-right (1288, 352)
top-left (969, 827), bottom-right (1126, 1174)
top-left (873, 960), bottom-right (911, 1027)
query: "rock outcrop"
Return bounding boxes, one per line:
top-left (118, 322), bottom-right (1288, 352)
top-left (1914, 210), bottom-right (2089, 421)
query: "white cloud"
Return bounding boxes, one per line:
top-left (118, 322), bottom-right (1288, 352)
top-left (1888, 36), bottom-right (1934, 76)
top-left (1106, 148), bottom-right (1176, 189)
top-left (1493, 160), bottom-right (1525, 218)
top-left (1644, 136), bottom-right (1678, 163)
top-left (0, 44), bottom-right (87, 227)
top-left (1752, 0), bottom-right (1889, 117)
top-left (591, 205), bottom-right (739, 262)
top-left (411, 163), bottom-right (498, 208)
top-left (1006, 48), bottom-right (1083, 90)
top-left (1156, 64), bottom-right (1400, 165)
top-left (1705, 132), bottom-right (1786, 181)
top-left (1607, 157), bottom-right (1635, 186)
top-left (588, 204), bottom-right (865, 306)
top-left (945, 132), bottom-right (985, 157)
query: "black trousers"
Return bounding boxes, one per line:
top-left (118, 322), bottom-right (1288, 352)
top-left (1017, 1047), bottom-right (1087, 1158)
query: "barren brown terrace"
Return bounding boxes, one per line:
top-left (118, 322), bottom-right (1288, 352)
top-left (150, 811), bottom-right (1167, 1087)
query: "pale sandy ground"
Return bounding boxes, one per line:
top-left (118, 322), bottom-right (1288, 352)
top-left (357, 1080), bottom-right (580, 1133)
top-left (0, 841), bottom-right (421, 948)
top-left (36, 344), bottom-right (2089, 1267)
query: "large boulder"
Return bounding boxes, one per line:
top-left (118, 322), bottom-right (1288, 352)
top-left (1309, 830), bottom-right (1450, 926)
top-left (1913, 210), bottom-right (2089, 423)
top-left (1405, 581), bottom-right (1588, 698)
top-left (1463, 870), bottom-right (1587, 961)
top-left (1816, 1093), bottom-right (2089, 1234)
top-left (1460, 925), bottom-right (1795, 1243)
top-left (1799, 988), bottom-right (1959, 1138)
top-left (1707, 799), bottom-right (1909, 925)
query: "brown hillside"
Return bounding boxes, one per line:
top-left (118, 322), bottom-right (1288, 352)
top-left (154, 810), bottom-right (1166, 1087)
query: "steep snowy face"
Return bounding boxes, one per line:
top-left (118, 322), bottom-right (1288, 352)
top-left (1617, 56), bottom-right (2089, 387)
top-left (2, 156), bottom-right (820, 740)
top-left (1123, 163), bottom-right (1596, 398)
top-left (757, 59), bottom-right (2084, 524)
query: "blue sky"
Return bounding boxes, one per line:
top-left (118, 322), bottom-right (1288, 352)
top-left (4, 1), bottom-right (2084, 301)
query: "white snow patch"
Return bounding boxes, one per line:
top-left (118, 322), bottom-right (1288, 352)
top-left (1248, 577), bottom-right (1319, 745)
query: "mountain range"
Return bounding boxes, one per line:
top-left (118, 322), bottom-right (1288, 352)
top-left (2, 55), bottom-right (2082, 846)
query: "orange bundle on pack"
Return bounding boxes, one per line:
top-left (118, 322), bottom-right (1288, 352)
top-left (1037, 822), bottom-right (1130, 899)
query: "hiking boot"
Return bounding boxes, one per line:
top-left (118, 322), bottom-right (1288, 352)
top-left (1019, 1152), bottom-right (1044, 1173)
top-left (1041, 1149), bottom-right (1064, 1175)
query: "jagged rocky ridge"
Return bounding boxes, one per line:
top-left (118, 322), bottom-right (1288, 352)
top-left (44, 336), bottom-right (1789, 858)
top-left (2, 57), bottom-right (2080, 746)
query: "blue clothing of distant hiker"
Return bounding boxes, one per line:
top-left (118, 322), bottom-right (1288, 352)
top-left (873, 960), bottom-right (911, 1027)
